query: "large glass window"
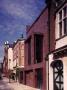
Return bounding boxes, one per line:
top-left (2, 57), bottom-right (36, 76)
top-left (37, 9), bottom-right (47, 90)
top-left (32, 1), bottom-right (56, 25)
top-left (56, 5), bottom-right (67, 38)
top-left (34, 34), bottom-right (43, 63)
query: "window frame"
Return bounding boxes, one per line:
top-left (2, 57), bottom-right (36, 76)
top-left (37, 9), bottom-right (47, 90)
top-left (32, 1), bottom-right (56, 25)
top-left (55, 4), bottom-right (67, 40)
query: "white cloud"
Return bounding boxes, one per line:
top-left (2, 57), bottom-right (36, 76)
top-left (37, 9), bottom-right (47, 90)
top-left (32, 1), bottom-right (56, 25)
top-left (0, 0), bottom-right (45, 36)
top-left (1, 1), bottom-right (34, 20)
top-left (1, 0), bottom-right (43, 21)
top-left (0, 0), bottom-right (45, 62)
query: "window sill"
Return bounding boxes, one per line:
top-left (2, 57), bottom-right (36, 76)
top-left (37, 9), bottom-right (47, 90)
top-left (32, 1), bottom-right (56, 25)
top-left (56, 34), bottom-right (67, 41)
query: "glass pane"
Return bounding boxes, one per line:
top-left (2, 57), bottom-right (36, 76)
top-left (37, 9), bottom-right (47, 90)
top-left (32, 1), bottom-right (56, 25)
top-left (63, 6), bottom-right (66, 17)
top-left (59, 11), bottom-right (62, 20)
top-left (64, 18), bottom-right (67, 34)
top-left (59, 22), bottom-right (62, 37)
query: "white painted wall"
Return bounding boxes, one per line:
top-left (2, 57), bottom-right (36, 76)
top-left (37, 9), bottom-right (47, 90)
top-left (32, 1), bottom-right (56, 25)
top-left (13, 59), bottom-right (16, 68)
top-left (8, 48), bottom-right (13, 70)
top-left (62, 57), bottom-right (67, 90)
top-left (55, 13), bottom-right (59, 39)
top-left (48, 54), bottom-right (54, 90)
top-left (46, 61), bottom-right (48, 90)
top-left (55, 36), bottom-right (67, 49)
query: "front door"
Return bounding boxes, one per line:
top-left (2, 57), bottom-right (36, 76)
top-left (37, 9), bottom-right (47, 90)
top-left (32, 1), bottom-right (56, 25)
top-left (51, 60), bottom-right (63, 90)
top-left (53, 62), bottom-right (63, 90)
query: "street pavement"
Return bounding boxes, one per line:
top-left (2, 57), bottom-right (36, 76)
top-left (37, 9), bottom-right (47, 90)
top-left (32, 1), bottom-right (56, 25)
top-left (0, 77), bottom-right (13, 90)
top-left (0, 77), bottom-right (40, 90)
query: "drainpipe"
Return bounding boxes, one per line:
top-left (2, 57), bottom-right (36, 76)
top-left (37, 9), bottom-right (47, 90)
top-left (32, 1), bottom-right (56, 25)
top-left (47, 2), bottom-right (51, 90)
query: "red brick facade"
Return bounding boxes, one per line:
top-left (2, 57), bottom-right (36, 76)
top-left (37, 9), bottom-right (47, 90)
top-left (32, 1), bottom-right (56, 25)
top-left (24, 7), bottom-right (48, 90)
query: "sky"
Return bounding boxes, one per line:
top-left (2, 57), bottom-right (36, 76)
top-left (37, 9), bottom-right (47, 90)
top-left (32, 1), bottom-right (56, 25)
top-left (0, 0), bottom-right (46, 62)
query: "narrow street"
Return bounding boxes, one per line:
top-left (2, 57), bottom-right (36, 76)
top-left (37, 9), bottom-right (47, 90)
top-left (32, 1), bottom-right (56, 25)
top-left (0, 77), bottom-right (40, 90)
top-left (0, 77), bottom-right (13, 90)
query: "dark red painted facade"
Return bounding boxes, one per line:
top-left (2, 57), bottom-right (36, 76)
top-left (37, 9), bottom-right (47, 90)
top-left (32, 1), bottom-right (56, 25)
top-left (46, 0), bottom-right (67, 52)
top-left (24, 7), bottom-right (48, 90)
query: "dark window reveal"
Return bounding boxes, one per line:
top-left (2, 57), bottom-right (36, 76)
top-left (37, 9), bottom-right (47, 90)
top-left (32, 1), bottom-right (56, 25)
top-left (64, 18), bottom-right (67, 34)
top-left (34, 34), bottom-right (43, 63)
top-left (58, 5), bottom-right (67, 37)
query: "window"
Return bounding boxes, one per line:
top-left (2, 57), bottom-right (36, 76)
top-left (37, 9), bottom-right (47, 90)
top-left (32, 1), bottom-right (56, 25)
top-left (64, 18), bottom-right (67, 34)
top-left (56, 5), bottom-right (67, 38)
top-left (56, 0), bottom-right (64, 7)
top-left (34, 34), bottom-right (43, 63)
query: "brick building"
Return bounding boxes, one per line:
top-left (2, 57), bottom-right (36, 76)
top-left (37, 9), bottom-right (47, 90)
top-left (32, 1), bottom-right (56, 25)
top-left (13, 38), bottom-right (25, 82)
top-left (24, 7), bottom-right (48, 90)
top-left (46, 0), bottom-right (67, 90)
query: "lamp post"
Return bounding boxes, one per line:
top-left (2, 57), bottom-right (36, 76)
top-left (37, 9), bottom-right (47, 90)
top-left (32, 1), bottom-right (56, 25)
top-left (9, 59), bottom-right (11, 83)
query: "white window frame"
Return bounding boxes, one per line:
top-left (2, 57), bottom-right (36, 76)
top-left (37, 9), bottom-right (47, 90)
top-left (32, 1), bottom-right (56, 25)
top-left (55, 3), bottom-right (67, 39)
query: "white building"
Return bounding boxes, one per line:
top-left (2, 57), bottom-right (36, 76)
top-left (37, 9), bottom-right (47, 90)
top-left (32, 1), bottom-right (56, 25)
top-left (8, 47), bottom-right (13, 70)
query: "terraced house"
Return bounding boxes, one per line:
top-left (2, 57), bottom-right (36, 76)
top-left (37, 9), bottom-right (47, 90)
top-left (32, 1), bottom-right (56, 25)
top-left (13, 38), bottom-right (25, 83)
top-left (3, 42), bottom-right (13, 77)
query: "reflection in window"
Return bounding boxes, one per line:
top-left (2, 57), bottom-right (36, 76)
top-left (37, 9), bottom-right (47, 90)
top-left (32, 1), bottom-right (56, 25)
top-left (64, 18), bottom-right (67, 34)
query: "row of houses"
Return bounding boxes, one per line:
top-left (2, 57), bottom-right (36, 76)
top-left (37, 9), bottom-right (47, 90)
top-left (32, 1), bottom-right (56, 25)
top-left (3, 38), bottom-right (25, 82)
top-left (3, 0), bottom-right (67, 90)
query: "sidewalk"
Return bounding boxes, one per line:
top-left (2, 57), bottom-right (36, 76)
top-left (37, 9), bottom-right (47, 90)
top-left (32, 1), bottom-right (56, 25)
top-left (3, 77), bottom-right (40, 90)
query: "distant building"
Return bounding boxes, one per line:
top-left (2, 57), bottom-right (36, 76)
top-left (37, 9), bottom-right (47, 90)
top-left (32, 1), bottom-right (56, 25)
top-left (3, 41), bottom-right (9, 77)
top-left (3, 42), bottom-right (13, 77)
top-left (8, 44), bottom-right (13, 73)
top-left (13, 38), bottom-right (25, 82)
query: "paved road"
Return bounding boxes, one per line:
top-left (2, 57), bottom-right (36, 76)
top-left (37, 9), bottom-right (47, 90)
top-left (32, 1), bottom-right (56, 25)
top-left (0, 78), bottom-right (13, 90)
top-left (0, 77), bottom-right (40, 90)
